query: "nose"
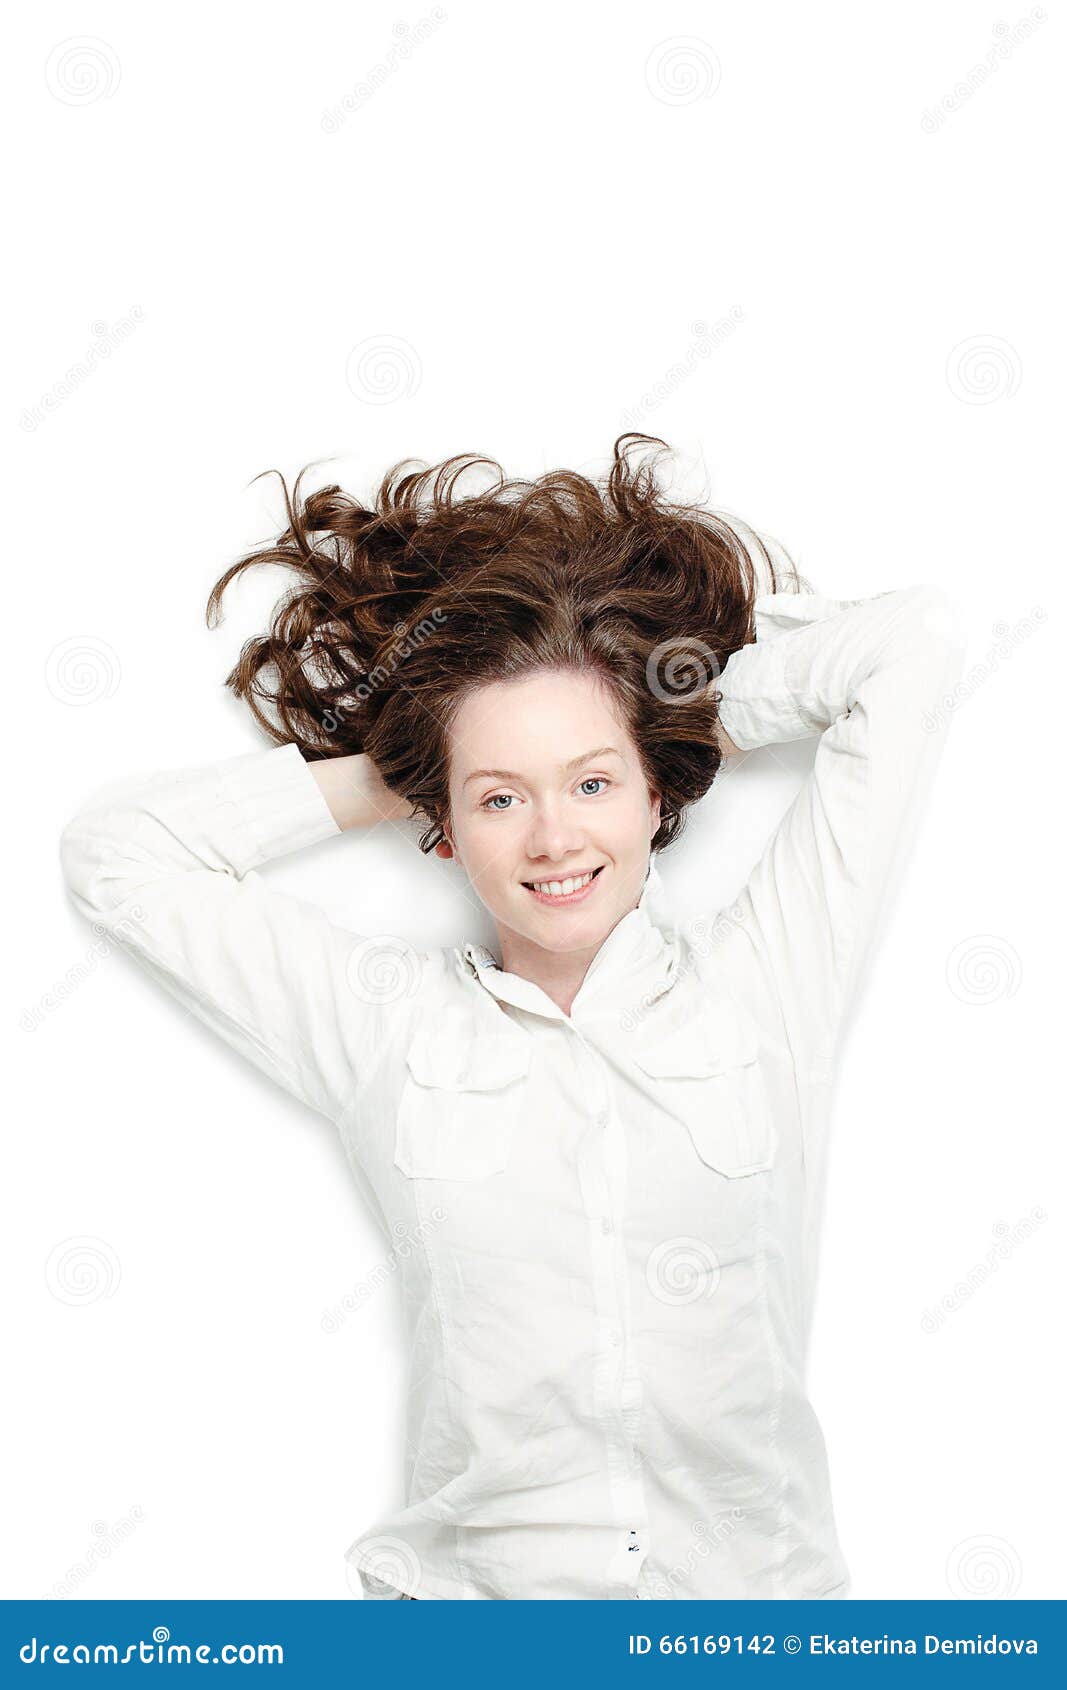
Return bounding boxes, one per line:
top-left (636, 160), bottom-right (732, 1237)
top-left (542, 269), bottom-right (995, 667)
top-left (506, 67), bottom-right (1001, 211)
top-left (524, 802), bottom-right (587, 867)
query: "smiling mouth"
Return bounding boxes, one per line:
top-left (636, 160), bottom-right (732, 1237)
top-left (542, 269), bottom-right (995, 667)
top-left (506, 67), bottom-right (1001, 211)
top-left (521, 865), bottom-right (605, 901)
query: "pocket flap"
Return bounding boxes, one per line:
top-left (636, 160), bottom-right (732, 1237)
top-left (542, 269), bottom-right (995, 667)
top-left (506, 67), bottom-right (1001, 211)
top-left (405, 1029), bottom-right (530, 1092)
top-left (631, 1005), bottom-right (773, 1177)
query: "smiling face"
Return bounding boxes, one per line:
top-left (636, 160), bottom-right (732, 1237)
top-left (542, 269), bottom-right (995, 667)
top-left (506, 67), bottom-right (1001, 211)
top-left (440, 668), bottom-right (662, 974)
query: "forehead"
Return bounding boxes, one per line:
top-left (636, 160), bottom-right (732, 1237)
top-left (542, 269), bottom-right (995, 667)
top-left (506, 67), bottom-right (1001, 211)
top-left (448, 670), bottom-right (630, 779)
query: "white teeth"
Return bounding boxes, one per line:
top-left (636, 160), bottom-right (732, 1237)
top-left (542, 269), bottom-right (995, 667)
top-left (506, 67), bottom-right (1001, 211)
top-left (529, 870), bottom-right (597, 898)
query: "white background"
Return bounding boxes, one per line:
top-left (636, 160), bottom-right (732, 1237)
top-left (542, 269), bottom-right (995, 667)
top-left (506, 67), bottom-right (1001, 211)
top-left (6, 1), bottom-right (1063, 1601)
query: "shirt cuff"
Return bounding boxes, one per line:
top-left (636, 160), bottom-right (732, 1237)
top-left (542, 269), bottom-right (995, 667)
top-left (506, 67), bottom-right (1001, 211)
top-left (214, 742), bottom-right (342, 874)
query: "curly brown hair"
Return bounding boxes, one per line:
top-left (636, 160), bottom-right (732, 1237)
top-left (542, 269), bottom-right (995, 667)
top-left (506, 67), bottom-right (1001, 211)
top-left (205, 433), bottom-right (806, 856)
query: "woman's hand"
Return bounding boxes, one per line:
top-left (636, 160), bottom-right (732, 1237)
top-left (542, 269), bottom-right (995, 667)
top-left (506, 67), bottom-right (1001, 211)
top-left (309, 751), bottom-right (416, 831)
top-left (714, 718), bottom-right (742, 759)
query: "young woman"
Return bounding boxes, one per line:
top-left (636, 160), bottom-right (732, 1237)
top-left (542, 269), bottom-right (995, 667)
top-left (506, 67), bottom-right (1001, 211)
top-left (58, 434), bottom-right (966, 1601)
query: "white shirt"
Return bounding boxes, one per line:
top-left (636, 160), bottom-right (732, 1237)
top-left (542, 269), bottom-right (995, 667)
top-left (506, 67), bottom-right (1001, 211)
top-left (58, 579), bottom-right (967, 1601)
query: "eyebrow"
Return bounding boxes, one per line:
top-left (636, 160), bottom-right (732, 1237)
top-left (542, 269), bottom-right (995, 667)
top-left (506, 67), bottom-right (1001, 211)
top-left (462, 746), bottom-right (624, 790)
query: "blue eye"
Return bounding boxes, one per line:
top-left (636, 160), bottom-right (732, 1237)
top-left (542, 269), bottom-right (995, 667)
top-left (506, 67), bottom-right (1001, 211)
top-left (480, 778), bottom-right (610, 812)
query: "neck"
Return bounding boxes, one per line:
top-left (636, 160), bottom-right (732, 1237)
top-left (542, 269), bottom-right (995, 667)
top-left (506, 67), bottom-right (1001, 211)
top-left (495, 882), bottom-right (648, 1016)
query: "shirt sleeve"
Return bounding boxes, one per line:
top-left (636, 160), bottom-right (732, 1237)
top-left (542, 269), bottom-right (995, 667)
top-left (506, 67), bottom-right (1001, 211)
top-left (58, 740), bottom-right (405, 1127)
top-left (711, 579), bottom-right (968, 1084)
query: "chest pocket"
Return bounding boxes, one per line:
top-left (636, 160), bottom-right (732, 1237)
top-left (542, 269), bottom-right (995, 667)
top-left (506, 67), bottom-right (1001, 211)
top-left (393, 1028), bottom-right (530, 1181)
top-left (632, 1006), bottom-right (775, 1177)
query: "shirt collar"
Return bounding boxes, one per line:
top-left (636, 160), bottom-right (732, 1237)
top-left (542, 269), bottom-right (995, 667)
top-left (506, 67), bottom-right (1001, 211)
top-left (458, 857), bottom-right (678, 1022)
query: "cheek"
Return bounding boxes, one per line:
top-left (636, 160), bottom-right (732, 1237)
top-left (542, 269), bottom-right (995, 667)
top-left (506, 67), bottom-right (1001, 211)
top-left (455, 820), bottom-right (511, 879)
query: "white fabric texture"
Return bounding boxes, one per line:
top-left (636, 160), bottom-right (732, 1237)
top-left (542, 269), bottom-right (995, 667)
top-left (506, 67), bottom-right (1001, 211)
top-left (58, 579), bottom-right (967, 1601)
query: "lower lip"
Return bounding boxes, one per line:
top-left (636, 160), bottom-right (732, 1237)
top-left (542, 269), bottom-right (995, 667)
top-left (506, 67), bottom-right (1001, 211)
top-left (523, 866), bottom-right (604, 907)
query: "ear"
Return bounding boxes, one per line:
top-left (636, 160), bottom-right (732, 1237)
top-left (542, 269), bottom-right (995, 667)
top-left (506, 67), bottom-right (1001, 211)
top-left (435, 820), bottom-right (457, 862)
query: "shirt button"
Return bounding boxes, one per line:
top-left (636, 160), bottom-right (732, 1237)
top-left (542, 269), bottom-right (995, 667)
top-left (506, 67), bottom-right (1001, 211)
top-left (608, 1329), bottom-right (621, 1347)
top-left (595, 1109), bottom-right (608, 1127)
top-left (601, 1217), bottom-right (613, 1235)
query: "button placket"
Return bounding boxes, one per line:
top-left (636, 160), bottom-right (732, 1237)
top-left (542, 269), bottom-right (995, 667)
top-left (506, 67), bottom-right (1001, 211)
top-left (570, 1025), bottom-right (651, 1592)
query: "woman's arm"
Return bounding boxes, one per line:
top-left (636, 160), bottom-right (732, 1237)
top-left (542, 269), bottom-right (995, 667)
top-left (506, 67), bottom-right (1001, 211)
top-left (707, 583), bottom-right (968, 1084)
top-left (58, 742), bottom-right (418, 1126)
